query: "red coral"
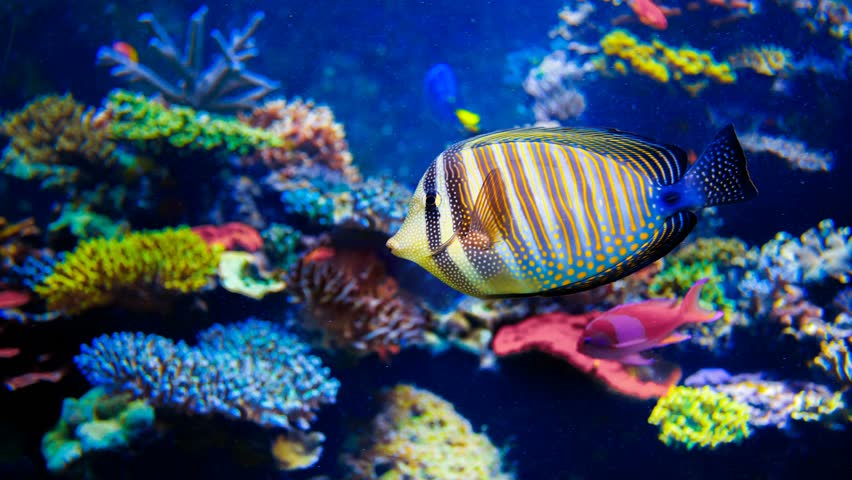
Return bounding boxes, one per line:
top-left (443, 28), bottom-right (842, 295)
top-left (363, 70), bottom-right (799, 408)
top-left (192, 222), bottom-right (263, 252)
top-left (285, 245), bottom-right (428, 359)
top-left (239, 98), bottom-right (360, 183)
top-left (493, 312), bottom-right (680, 399)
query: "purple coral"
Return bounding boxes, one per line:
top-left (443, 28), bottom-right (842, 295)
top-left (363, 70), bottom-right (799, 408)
top-left (74, 319), bottom-right (339, 430)
top-left (97, 6), bottom-right (279, 112)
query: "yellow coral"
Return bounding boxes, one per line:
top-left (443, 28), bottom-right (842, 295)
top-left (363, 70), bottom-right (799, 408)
top-left (35, 228), bottom-right (221, 314)
top-left (347, 384), bottom-right (513, 480)
top-left (729, 45), bottom-right (793, 76)
top-left (670, 237), bottom-right (755, 268)
top-left (598, 30), bottom-right (736, 90)
top-left (649, 386), bottom-right (751, 449)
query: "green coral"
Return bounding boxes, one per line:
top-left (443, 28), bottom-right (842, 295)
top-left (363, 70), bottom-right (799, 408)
top-left (48, 202), bottom-right (130, 239)
top-left (648, 386), bottom-right (751, 449)
top-left (34, 227), bottom-right (222, 314)
top-left (261, 223), bottom-right (302, 270)
top-left (41, 387), bottom-right (155, 473)
top-left (105, 89), bottom-right (284, 155)
top-left (649, 260), bottom-right (744, 349)
top-left (670, 237), bottom-right (755, 268)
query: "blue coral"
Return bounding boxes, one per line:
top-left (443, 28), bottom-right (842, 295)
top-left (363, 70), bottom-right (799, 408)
top-left (75, 319), bottom-right (339, 430)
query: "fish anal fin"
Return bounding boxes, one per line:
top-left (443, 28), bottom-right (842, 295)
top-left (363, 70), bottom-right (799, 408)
top-left (656, 332), bottom-right (691, 347)
top-left (466, 169), bottom-right (510, 249)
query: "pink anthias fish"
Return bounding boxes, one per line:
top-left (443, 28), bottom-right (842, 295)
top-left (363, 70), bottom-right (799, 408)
top-left (577, 278), bottom-right (722, 365)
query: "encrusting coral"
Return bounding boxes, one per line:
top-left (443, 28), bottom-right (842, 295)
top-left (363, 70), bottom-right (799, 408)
top-left (75, 319), bottom-right (339, 430)
top-left (346, 384), bottom-right (513, 480)
top-left (34, 227), bottom-right (222, 314)
top-left (41, 387), bottom-right (155, 474)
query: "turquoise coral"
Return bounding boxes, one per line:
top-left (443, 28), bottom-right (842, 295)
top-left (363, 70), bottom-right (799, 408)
top-left (41, 387), bottom-right (155, 473)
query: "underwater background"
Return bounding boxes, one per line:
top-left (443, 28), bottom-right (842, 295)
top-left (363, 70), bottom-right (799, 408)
top-left (1, 0), bottom-right (852, 478)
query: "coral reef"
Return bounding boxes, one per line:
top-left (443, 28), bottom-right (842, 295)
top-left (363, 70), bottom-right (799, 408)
top-left (261, 223), bottom-right (302, 270)
top-left (97, 6), bottom-right (279, 112)
top-left (346, 384), bottom-right (513, 480)
top-left (0, 94), bottom-right (129, 190)
top-left (270, 430), bottom-right (325, 471)
top-left (740, 131), bottom-right (835, 172)
top-left (648, 386), bottom-right (752, 449)
top-left (34, 227), bottom-right (221, 314)
top-left (493, 312), bottom-right (681, 399)
top-left (523, 50), bottom-right (593, 123)
top-left (41, 387), bottom-right (155, 473)
top-left (729, 45), bottom-right (795, 76)
top-left (240, 98), bottom-right (359, 182)
top-left (102, 89), bottom-right (283, 155)
top-left (760, 219), bottom-right (850, 285)
top-left (75, 319), bottom-right (339, 430)
top-left (285, 246), bottom-right (428, 358)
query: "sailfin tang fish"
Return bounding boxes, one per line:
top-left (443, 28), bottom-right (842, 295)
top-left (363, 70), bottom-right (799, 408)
top-left (577, 278), bottom-right (723, 364)
top-left (386, 125), bottom-right (757, 298)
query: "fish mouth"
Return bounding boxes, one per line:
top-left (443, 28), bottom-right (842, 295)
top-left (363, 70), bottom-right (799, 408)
top-left (386, 237), bottom-right (401, 256)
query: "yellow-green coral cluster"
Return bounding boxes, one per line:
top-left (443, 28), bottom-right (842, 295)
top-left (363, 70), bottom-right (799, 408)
top-left (649, 260), bottom-right (744, 349)
top-left (105, 90), bottom-right (284, 155)
top-left (729, 45), bottom-right (794, 76)
top-left (35, 227), bottom-right (222, 314)
top-left (0, 94), bottom-right (121, 188)
top-left (649, 386), bottom-right (751, 449)
top-left (671, 237), bottom-right (755, 268)
top-left (348, 384), bottom-right (513, 480)
top-left (599, 30), bottom-right (736, 92)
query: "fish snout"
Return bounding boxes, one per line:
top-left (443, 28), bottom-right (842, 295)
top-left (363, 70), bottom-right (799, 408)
top-left (386, 237), bottom-right (401, 255)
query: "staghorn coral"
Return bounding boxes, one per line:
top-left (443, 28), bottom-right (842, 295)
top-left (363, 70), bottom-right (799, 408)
top-left (346, 384), bottom-right (513, 480)
top-left (285, 246), bottom-right (428, 358)
top-left (75, 319), bottom-right (339, 430)
top-left (648, 386), bottom-right (752, 449)
top-left (41, 387), bottom-right (155, 474)
top-left (740, 131), bottom-right (834, 172)
top-left (813, 336), bottom-right (852, 386)
top-left (0, 216), bottom-right (39, 271)
top-left (34, 227), bottom-right (221, 315)
top-left (102, 89), bottom-right (283, 155)
top-left (97, 6), bottom-right (279, 112)
top-left (0, 94), bottom-right (127, 190)
top-left (598, 30), bottom-right (736, 92)
top-left (685, 369), bottom-right (849, 430)
top-left (240, 98), bottom-right (359, 182)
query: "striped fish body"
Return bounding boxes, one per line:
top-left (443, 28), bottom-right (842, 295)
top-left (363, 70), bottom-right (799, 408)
top-left (387, 125), bottom-right (757, 298)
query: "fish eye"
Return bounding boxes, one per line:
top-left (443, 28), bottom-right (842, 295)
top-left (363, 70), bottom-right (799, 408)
top-left (425, 192), bottom-right (441, 208)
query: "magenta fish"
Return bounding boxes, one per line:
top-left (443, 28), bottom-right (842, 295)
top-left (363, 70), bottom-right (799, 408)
top-left (577, 278), bottom-right (722, 365)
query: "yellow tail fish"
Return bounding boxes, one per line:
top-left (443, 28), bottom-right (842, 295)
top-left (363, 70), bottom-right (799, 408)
top-left (386, 125), bottom-right (757, 298)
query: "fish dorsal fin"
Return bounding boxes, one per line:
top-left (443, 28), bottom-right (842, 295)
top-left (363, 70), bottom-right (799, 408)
top-left (459, 126), bottom-right (688, 185)
top-left (465, 169), bottom-right (510, 249)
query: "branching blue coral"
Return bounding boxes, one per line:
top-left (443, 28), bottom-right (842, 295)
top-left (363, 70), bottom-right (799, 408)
top-left (75, 319), bottom-right (339, 430)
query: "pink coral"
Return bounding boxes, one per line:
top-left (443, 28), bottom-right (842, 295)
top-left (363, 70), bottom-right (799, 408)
top-left (239, 98), bottom-right (360, 183)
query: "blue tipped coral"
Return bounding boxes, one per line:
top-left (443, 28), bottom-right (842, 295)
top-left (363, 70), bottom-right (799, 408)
top-left (75, 319), bottom-right (339, 430)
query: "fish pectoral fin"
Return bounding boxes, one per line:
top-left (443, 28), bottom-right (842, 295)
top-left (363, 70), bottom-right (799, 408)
top-left (613, 338), bottom-right (648, 349)
top-left (467, 169), bottom-right (510, 249)
top-left (619, 353), bottom-right (654, 366)
top-left (655, 332), bottom-right (691, 347)
top-left (430, 232), bottom-right (457, 257)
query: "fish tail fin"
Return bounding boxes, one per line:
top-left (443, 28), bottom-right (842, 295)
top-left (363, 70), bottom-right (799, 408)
top-left (680, 278), bottom-right (723, 324)
top-left (682, 124), bottom-right (758, 207)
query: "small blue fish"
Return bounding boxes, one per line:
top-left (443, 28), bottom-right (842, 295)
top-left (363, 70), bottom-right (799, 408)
top-left (423, 63), bottom-right (481, 134)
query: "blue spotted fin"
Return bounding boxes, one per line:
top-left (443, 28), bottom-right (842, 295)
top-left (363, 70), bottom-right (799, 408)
top-left (683, 124), bottom-right (758, 206)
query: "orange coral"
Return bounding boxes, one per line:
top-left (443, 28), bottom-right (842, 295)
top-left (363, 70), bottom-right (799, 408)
top-left (285, 245), bottom-right (428, 358)
top-left (239, 98), bottom-right (360, 183)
